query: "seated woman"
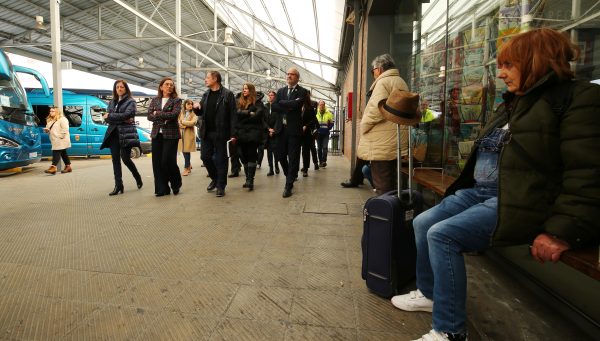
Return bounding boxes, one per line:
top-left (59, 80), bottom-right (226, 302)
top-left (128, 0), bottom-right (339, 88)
top-left (391, 28), bottom-right (600, 341)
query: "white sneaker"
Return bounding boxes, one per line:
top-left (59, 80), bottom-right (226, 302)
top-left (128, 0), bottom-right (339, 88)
top-left (390, 289), bottom-right (433, 312)
top-left (411, 329), bottom-right (467, 341)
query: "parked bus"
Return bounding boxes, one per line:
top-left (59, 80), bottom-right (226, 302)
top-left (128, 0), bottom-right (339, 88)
top-left (0, 49), bottom-right (41, 170)
top-left (16, 67), bottom-right (152, 158)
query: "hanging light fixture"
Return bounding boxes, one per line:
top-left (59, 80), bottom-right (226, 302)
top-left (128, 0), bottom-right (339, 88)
top-left (34, 16), bottom-right (47, 31)
top-left (138, 56), bottom-right (145, 68)
top-left (265, 69), bottom-right (272, 81)
top-left (188, 76), bottom-right (193, 85)
top-left (223, 27), bottom-right (235, 46)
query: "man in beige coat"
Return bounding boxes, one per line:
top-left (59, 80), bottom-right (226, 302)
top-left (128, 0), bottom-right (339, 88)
top-left (357, 54), bottom-right (409, 195)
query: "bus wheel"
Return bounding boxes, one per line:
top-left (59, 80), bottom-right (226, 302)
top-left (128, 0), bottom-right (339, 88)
top-left (130, 147), bottom-right (141, 159)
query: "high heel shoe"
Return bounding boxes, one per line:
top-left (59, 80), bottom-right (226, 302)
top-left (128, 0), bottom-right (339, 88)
top-left (109, 184), bottom-right (124, 196)
top-left (134, 175), bottom-right (143, 189)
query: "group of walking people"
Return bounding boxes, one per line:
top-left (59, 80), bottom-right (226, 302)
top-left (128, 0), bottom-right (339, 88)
top-left (64, 68), bottom-right (334, 198)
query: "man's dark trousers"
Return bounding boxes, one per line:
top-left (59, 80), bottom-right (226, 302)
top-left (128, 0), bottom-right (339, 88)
top-left (201, 132), bottom-right (229, 189)
top-left (278, 126), bottom-right (301, 188)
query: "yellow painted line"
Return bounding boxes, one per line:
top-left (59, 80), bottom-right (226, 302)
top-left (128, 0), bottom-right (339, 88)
top-left (0, 167), bottom-right (22, 173)
top-left (99, 155), bottom-right (112, 159)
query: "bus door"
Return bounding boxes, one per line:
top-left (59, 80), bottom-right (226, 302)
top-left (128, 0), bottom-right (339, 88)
top-left (63, 105), bottom-right (87, 155)
top-left (87, 104), bottom-right (109, 155)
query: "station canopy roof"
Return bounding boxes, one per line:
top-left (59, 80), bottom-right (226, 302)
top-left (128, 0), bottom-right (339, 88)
top-left (0, 0), bottom-right (347, 102)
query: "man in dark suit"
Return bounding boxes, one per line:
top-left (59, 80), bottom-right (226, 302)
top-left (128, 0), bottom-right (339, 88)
top-left (272, 67), bottom-right (308, 198)
top-left (193, 71), bottom-right (237, 197)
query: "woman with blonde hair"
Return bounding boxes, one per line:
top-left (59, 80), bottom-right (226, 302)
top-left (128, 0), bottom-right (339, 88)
top-left (43, 107), bottom-right (72, 174)
top-left (233, 83), bottom-right (265, 190)
top-left (178, 98), bottom-right (198, 176)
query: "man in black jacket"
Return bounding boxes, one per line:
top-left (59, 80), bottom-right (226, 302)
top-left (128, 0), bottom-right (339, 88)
top-left (272, 67), bottom-right (308, 198)
top-left (193, 71), bottom-right (236, 197)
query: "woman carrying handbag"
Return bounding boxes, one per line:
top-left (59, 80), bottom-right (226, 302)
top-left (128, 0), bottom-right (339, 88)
top-left (43, 107), bottom-right (72, 174)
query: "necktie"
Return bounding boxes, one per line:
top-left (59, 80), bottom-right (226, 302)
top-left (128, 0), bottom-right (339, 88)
top-left (287, 87), bottom-right (293, 99)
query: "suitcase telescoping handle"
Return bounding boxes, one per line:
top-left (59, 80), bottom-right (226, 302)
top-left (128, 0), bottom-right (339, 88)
top-left (396, 125), bottom-right (414, 204)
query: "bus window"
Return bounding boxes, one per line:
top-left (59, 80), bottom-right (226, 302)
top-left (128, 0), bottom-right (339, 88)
top-left (32, 105), bottom-right (50, 126)
top-left (90, 105), bottom-right (108, 125)
top-left (63, 106), bottom-right (83, 127)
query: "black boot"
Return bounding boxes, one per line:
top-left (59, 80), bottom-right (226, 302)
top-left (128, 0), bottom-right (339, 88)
top-left (242, 164), bottom-right (250, 188)
top-left (109, 183), bottom-right (124, 196)
top-left (247, 163), bottom-right (256, 191)
top-left (133, 172), bottom-right (143, 189)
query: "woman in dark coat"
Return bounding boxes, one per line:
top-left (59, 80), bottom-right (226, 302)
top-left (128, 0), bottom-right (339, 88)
top-left (233, 83), bottom-right (265, 191)
top-left (147, 77), bottom-right (183, 196)
top-left (100, 79), bottom-right (142, 196)
top-left (264, 90), bottom-right (280, 176)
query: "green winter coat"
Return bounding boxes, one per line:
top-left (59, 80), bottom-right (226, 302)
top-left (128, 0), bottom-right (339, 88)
top-left (446, 73), bottom-right (600, 249)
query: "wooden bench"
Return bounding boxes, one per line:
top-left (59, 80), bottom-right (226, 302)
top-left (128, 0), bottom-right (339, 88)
top-left (400, 167), bottom-right (455, 196)
top-left (401, 167), bottom-right (600, 281)
top-left (561, 248), bottom-right (600, 281)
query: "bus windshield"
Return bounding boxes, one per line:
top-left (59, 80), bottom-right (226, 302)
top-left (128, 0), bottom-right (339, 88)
top-left (0, 76), bottom-right (29, 110)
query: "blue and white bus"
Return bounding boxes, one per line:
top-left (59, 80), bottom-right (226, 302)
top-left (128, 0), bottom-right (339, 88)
top-left (0, 49), bottom-right (41, 170)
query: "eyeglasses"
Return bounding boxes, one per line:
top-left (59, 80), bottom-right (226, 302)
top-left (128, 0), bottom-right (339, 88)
top-left (286, 73), bottom-right (298, 76)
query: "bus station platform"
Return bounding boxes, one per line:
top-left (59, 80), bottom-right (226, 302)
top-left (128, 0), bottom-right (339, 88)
top-left (0, 155), bottom-right (592, 340)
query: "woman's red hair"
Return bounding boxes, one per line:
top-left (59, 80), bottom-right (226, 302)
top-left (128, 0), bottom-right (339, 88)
top-left (497, 28), bottom-right (579, 92)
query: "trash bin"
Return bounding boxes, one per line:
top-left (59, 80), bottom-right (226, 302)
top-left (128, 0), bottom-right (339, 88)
top-left (330, 130), bottom-right (340, 155)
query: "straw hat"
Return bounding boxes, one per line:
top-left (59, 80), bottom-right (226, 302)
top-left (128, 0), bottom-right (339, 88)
top-left (378, 90), bottom-right (421, 125)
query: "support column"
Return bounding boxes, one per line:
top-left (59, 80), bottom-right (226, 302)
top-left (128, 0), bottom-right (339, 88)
top-left (571, 0), bottom-right (581, 74)
top-left (50, 0), bottom-right (63, 109)
top-left (350, 0), bottom-right (360, 175)
top-left (225, 46), bottom-right (229, 88)
top-left (176, 0), bottom-right (182, 93)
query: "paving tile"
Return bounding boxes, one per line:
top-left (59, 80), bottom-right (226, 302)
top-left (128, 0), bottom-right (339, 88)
top-left (285, 324), bottom-right (358, 341)
top-left (169, 281), bottom-right (238, 317)
top-left (244, 260), bottom-right (300, 288)
top-left (259, 245), bottom-right (305, 265)
top-left (111, 277), bottom-right (186, 309)
top-left (65, 304), bottom-right (156, 340)
top-left (209, 318), bottom-right (287, 341)
top-left (305, 234), bottom-right (347, 250)
top-left (194, 259), bottom-right (256, 284)
top-left (138, 311), bottom-right (219, 340)
top-left (290, 289), bottom-right (356, 328)
top-left (0, 294), bottom-right (101, 340)
top-left (296, 264), bottom-right (350, 290)
top-left (302, 248), bottom-right (348, 268)
top-left (225, 285), bottom-right (293, 321)
top-left (265, 232), bottom-right (309, 249)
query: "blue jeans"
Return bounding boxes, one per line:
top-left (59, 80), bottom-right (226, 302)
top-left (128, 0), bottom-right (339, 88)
top-left (413, 187), bottom-right (497, 334)
top-left (316, 133), bottom-right (329, 163)
top-left (183, 152), bottom-right (191, 168)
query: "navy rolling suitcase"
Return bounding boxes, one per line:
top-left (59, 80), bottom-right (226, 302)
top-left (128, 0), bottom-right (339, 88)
top-left (361, 126), bottom-right (422, 298)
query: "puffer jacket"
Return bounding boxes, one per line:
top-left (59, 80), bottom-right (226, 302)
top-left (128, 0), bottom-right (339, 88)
top-left (100, 95), bottom-right (140, 150)
top-left (446, 73), bottom-right (600, 249)
top-left (234, 92), bottom-right (265, 144)
top-left (357, 68), bottom-right (409, 161)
